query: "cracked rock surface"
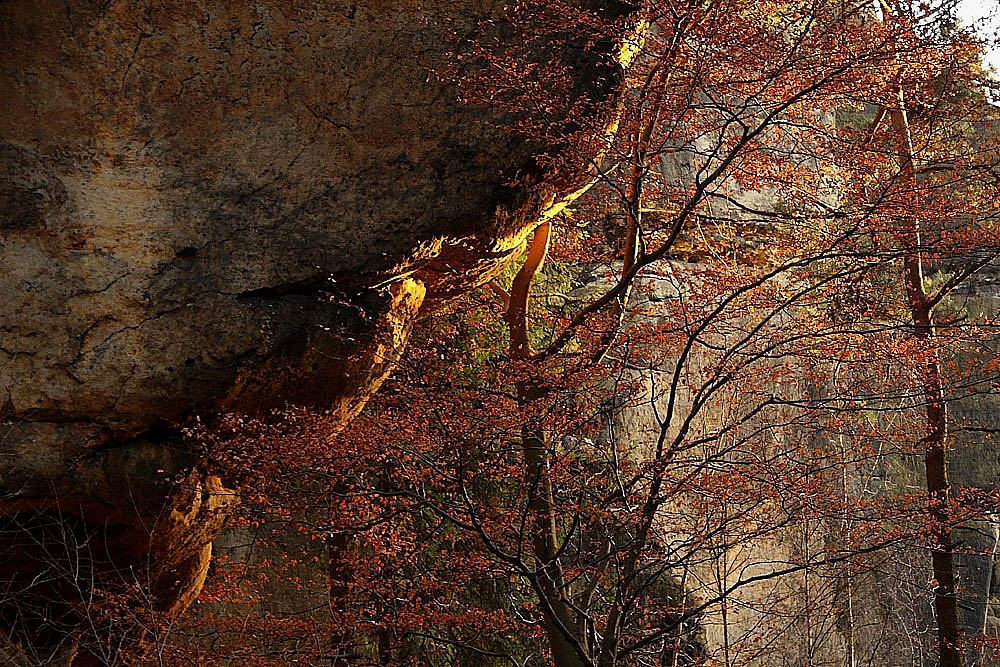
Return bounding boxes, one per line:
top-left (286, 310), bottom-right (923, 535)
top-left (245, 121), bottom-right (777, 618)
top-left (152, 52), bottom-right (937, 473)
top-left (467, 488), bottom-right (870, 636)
top-left (1, 0), bottom-right (635, 660)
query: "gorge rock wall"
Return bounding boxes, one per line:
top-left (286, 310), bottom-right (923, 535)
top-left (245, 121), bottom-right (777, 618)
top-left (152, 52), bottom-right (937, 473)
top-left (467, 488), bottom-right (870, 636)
top-left (604, 266), bottom-right (1000, 666)
top-left (0, 1), bottom-right (639, 662)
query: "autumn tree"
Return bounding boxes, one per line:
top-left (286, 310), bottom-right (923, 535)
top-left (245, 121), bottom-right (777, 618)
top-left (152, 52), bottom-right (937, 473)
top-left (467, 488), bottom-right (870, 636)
top-left (158, 1), bottom-right (1000, 665)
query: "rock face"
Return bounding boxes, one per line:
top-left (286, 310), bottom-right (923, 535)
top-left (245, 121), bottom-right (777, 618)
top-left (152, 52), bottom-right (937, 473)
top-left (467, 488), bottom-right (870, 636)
top-left (605, 268), bottom-right (1000, 666)
top-left (0, 1), bottom-right (637, 661)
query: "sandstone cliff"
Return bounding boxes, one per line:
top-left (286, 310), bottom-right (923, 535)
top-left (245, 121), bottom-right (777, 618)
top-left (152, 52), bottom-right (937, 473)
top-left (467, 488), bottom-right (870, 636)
top-left (0, 1), bottom-right (638, 662)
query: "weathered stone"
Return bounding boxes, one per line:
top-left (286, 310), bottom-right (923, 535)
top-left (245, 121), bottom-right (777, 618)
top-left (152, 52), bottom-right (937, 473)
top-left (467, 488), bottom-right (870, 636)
top-left (0, 0), bottom-right (637, 660)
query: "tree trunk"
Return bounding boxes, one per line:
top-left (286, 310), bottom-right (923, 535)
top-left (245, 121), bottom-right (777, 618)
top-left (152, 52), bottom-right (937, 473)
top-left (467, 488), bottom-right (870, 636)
top-left (888, 100), bottom-right (963, 667)
top-left (523, 431), bottom-right (591, 667)
top-left (505, 222), bottom-right (591, 666)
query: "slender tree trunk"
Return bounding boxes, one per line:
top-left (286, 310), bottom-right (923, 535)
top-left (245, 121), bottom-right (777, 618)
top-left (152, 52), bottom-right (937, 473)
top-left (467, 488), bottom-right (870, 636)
top-left (888, 99), bottom-right (963, 667)
top-left (522, 429), bottom-right (589, 667)
top-left (327, 528), bottom-right (360, 666)
top-left (840, 432), bottom-right (857, 667)
top-left (671, 569), bottom-right (689, 667)
top-left (985, 521), bottom-right (999, 639)
top-left (506, 222), bottom-right (591, 667)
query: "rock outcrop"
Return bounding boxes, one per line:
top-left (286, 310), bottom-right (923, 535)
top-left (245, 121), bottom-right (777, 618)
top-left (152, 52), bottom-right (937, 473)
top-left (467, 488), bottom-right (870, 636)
top-left (0, 1), bottom-right (638, 661)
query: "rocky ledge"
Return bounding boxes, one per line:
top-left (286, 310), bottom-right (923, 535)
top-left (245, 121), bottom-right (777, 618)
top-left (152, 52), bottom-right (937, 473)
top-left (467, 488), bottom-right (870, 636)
top-left (0, 0), bottom-right (638, 662)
